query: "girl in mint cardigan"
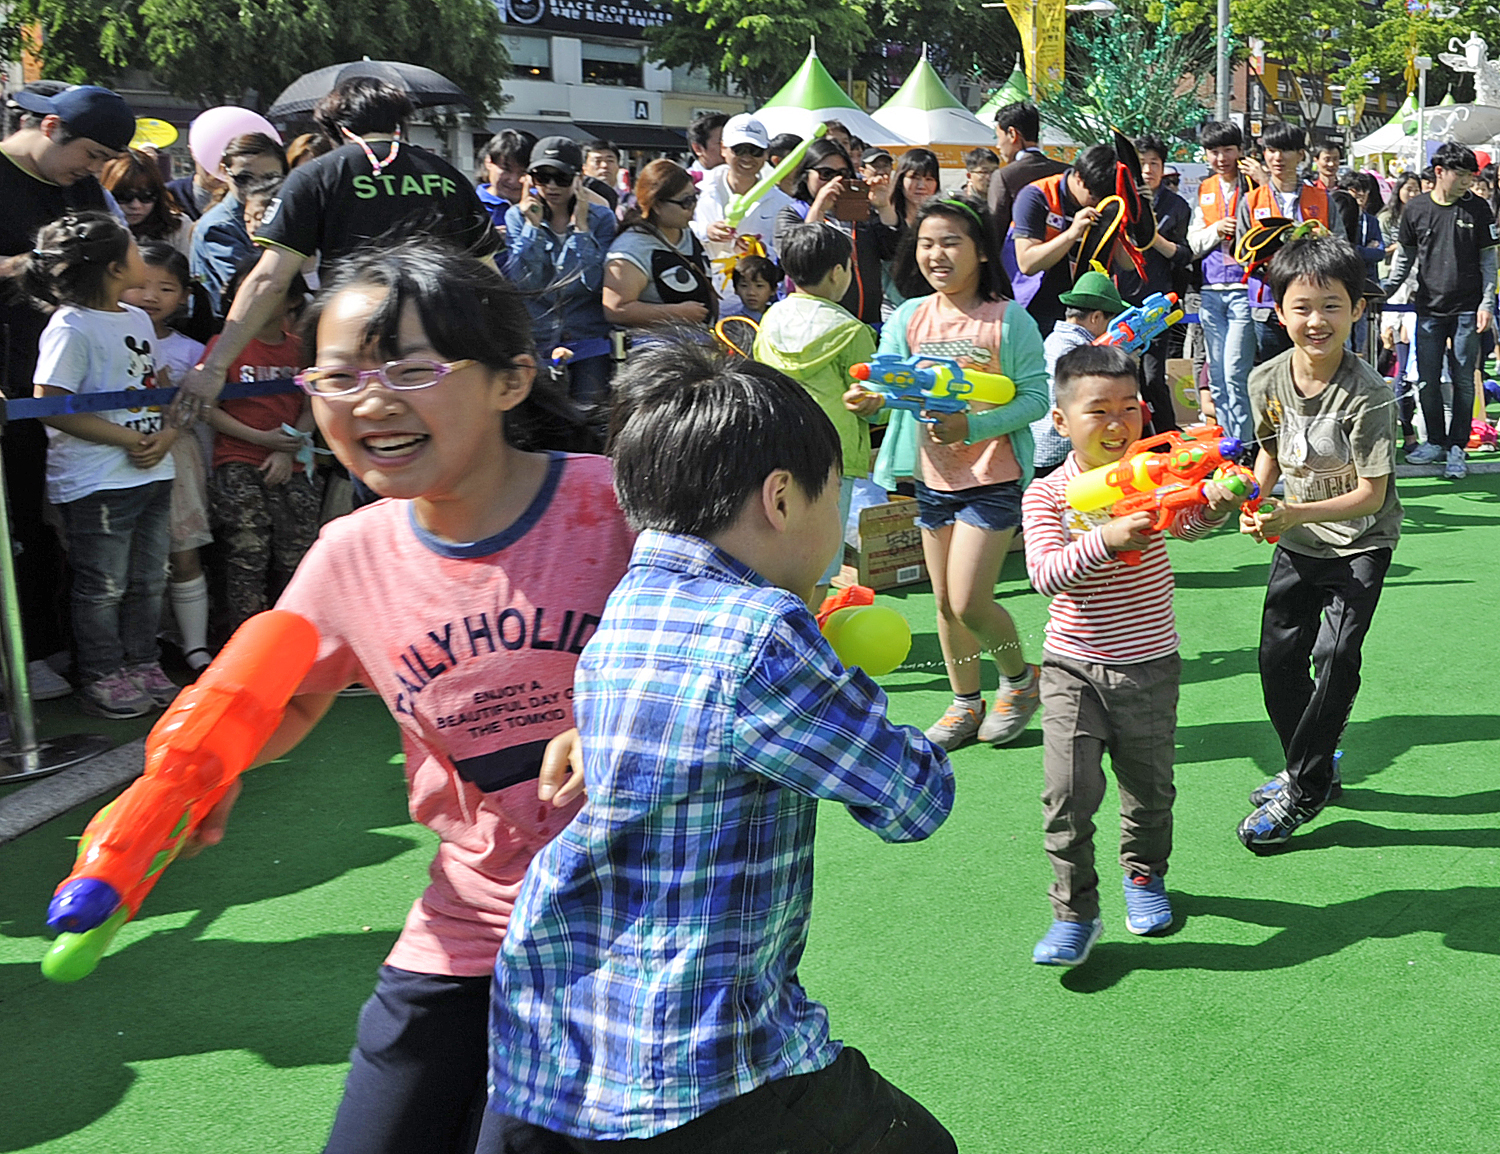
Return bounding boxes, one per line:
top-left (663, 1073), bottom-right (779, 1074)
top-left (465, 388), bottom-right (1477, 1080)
top-left (853, 196), bottom-right (1049, 751)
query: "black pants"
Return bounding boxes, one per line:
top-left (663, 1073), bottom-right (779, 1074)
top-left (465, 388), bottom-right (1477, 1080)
top-left (478, 1046), bottom-right (956, 1154)
top-left (323, 965), bottom-right (492, 1154)
top-left (1, 417), bottom-right (69, 660)
top-left (1140, 333), bottom-right (1180, 435)
top-left (1259, 546), bottom-right (1391, 807)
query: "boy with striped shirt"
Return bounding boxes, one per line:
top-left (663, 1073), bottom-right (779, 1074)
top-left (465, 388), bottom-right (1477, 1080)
top-left (1021, 345), bottom-right (1241, 966)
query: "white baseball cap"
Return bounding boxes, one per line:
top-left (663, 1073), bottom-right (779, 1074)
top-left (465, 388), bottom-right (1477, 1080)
top-left (722, 113), bottom-right (770, 151)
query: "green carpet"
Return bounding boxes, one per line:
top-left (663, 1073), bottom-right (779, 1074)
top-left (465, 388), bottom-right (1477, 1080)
top-left (3, 476), bottom-right (1499, 1152)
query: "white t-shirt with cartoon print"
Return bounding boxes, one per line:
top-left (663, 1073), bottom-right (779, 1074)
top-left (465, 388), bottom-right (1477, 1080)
top-left (35, 302), bottom-right (175, 504)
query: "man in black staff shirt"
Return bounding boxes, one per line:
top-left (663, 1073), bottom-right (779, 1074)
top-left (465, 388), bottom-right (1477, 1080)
top-left (1383, 142), bottom-right (1498, 480)
top-left (0, 84), bottom-right (134, 687)
top-left (175, 78), bottom-right (495, 414)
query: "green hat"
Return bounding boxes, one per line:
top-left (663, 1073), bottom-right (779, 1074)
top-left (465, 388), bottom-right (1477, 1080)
top-left (1059, 270), bottom-right (1127, 315)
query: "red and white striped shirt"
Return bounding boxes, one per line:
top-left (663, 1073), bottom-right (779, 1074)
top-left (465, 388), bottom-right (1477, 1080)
top-left (1022, 453), bottom-right (1225, 665)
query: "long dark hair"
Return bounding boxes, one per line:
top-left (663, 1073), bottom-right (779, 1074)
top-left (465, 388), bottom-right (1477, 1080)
top-left (100, 149), bottom-right (183, 242)
top-left (22, 211), bottom-right (132, 311)
top-left (789, 139), bottom-right (855, 205)
top-left (302, 239), bottom-right (593, 452)
top-left (892, 148), bottom-right (940, 223)
top-left (892, 194), bottom-right (1011, 302)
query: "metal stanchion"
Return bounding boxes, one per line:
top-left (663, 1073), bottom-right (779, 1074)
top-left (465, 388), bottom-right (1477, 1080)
top-left (0, 423), bottom-right (112, 783)
top-left (1365, 296), bottom-right (1384, 371)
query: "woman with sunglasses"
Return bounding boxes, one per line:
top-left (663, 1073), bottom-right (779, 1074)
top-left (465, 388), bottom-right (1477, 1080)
top-left (189, 132), bottom-right (290, 316)
top-left (603, 158), bottom-right (717, 329)
top-left (504, 136), bottom-right (618, 418)
top-left (773, 138), bottom-right (899, 326)
top-left (101, 148), bottom-right (194, 254)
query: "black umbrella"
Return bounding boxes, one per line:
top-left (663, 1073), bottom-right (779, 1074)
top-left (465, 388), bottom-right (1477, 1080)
top-left (267, 59), bottom-right (472, 119)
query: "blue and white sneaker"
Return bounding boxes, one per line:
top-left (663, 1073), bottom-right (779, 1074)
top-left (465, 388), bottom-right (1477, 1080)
top-left (1033, 917), bottom-right (1104, 966)
top-left (1250, 751), bottom-right (1343, 807)
top-left (1122, 873), bottom-right (1173, 935)
top-left (1237, 794), bottom-right (1322, 855)
top-left (1406, 442), bottom-right (1445, 465)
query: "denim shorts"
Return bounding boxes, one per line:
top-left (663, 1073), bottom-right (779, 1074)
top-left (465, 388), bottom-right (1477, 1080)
top-left (913, 479), bottom-right (1023, 533)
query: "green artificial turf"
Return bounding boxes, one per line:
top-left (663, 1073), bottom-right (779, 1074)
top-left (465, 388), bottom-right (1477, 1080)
top-left (3, 476), bottom-right (1500, 1152)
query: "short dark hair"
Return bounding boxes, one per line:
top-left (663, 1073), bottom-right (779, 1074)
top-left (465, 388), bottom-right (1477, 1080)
top-left (610, 339), bottom-right (840, 537)
top-left (778, 222), bottom-right (852, 288)
top-left (1053, 344), bottom-right (1139, 408)
top-left (304, 239), bottom-right (593, 452)
top-left (224, 250), bottom-right (309, 319)
top-left (313, 77), bottom-right (413, 139)
top-left (1265, 233), bottom-right (1364, 309)
top-left (994, 101), bottom-right (1040, 143)
top-left (583, 139), bottom-right (618, 160)
top-left (1420, 166), bottom-right (1436, 183)
top-left (963, 147), bottom-right (999, 170)
top-left (687, 112), bottom-right (728, 151)
top-left (730, 253), bottom-right (782, 288)
top-left (1134, 134), bottom-right (1170, 163)
top-left (1433, 142), bottom-right (1479, 173)
top-left (220, 132), bottom-right (289, 176)
top-left (1199, 121), bottom-right (1243, 150)
top-left (767, 133), bottom-right (802, 164)
top-left (484, 129), bottom-right (535, 170)
top-left (1074, 144), bottom-right (1118, 200)
top-left (1260, 121), bottom-right (1306, 153)
top-left (1316, 141), bottom-right (1342, 158)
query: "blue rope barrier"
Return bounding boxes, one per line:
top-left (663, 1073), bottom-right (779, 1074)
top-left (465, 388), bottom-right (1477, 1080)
top-left (1, 377), bottom-right (300, 422)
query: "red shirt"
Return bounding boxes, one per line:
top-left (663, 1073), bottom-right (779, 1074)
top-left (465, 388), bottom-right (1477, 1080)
top-left (207, 331), bottom-right (306, 470)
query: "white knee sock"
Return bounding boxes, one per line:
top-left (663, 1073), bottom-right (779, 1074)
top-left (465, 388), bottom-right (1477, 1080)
top-left (170, 576), bottom-right (210, 669)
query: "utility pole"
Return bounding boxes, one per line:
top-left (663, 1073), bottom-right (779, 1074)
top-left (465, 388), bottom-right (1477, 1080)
top-left (1216, 0), bottom-right (1231, 122)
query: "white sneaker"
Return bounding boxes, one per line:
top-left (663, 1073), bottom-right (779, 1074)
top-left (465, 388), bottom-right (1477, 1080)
top-left (26, 660), bottom-right (72, 700)
top-left (1445, 445), bottom-right (1468, 479)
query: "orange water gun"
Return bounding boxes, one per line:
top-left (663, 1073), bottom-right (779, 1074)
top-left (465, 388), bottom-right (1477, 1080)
top-left (42, 610), bottom-right (319, 982)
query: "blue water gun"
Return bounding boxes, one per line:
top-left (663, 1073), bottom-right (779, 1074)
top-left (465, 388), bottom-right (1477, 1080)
top-left (849, 355), bottom-right (1016, 424)
top-left (1092, 291), bottom-right (1184, 355)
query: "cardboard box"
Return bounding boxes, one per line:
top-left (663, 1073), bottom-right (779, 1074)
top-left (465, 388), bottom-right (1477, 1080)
top-left (1166, 357), bottom-right (1203, 428)
top-left (837, 497), bottom-right (928, 591)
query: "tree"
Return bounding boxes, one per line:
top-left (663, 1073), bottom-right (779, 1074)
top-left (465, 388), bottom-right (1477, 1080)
top-left (1035, 13), bottom-right (1214, 149)
top-left (860, 0), bottom-right (1023, 106)
top-left (646, 0), bottom-right (871, 102)
top-left (8, 0), bottom-right (509, 114)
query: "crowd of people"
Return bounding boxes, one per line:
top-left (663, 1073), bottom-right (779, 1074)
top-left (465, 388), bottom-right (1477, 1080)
top-left (3, 72), bottom-right (1491, 1154)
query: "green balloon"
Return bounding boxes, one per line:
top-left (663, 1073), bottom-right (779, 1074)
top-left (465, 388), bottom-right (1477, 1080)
top-left (824, 605), bottom-right (911, 676)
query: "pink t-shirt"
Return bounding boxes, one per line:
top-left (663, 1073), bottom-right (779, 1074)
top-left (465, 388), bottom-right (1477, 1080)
top-left (905, 295), bottom-right (1021, 492)
top-left (277, 453), bottom-right (635, 976)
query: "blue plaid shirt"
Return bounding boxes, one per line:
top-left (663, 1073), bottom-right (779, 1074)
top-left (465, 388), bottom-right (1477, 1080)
top-left (490, 531), bottom-right (954, 1139)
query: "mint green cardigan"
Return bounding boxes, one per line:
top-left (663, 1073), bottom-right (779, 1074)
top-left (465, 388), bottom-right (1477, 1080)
top-left (870, 296), bottom-right (1052, 492)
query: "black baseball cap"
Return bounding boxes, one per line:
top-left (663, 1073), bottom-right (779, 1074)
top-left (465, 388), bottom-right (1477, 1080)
top-left (13, 85), bottom-right (135, 152)
top-left (529, 135), bottom-right (584, 178)
top-left (861, 147), bottom-right (893, 166)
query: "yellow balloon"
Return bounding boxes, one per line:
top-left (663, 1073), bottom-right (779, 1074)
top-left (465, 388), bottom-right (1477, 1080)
top-left (823, 605), bottom-right (911, 677)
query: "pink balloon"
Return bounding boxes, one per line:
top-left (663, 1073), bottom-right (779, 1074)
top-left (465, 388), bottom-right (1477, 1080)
top-left (189, 107), bottom-right (283, 174)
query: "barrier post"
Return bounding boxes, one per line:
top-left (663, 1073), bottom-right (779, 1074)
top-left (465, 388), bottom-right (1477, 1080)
top-left (0, 419), bottom-right (113, 783)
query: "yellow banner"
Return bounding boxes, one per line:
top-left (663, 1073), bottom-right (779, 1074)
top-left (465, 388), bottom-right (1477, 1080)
top-left (1005, 0), bottom-right (1066, 97)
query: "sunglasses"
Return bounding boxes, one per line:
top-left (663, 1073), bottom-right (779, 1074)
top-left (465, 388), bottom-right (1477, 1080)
top-left (731, 143), bottom-right (766, 158)
top-left (664, 193), bottom-right (700, 209)
top-left (529, 169), bottom-right (573, 187)
top-left (811, 166), bottom-right (851, 181)
top-left (115, 191), bottom-right (157, 205)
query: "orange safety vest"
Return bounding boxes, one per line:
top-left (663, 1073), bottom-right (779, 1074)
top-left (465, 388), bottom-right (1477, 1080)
top-left (1246, 183), bottom-right (1329, 226)
top-left (1198, 175), bottom-right (1242, 225)
top-left (1037, 173), bottom-right (1070, 241)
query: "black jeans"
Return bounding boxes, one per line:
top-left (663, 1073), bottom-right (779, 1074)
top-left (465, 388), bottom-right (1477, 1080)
top-left (1259, 546), bottom-right (1391, 807)
top-left (478, 1047), bottom-right (956, 1154)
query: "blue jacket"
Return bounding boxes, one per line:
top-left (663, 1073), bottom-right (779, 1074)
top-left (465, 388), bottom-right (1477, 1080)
top-left (502, 203), bottom-right (617, 354)
top-left (189, 196), bottom-right (254, 317)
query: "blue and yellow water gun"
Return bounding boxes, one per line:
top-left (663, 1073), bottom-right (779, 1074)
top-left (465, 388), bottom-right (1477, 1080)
top-left (1092, 291), bottom-right (1184, 356)
top-left (849, 355), bottom-right (1016, 424)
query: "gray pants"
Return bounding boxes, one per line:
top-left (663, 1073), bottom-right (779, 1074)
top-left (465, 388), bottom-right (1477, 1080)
top-left (1041, 652), bottom-right (1180, 921)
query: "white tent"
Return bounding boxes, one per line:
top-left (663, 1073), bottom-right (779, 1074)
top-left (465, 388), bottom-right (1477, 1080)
top-left (754, 47), bottom-right (912, 147)
top-left (871, 49), bottom-right (998, 147)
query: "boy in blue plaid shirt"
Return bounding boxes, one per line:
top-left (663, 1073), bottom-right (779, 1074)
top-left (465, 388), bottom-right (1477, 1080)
top-left (481, 342), bottom-right (957, 1152)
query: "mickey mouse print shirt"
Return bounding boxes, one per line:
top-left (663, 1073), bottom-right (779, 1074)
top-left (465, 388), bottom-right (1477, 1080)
top-left (34, 301), bottom-right (175, 504)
